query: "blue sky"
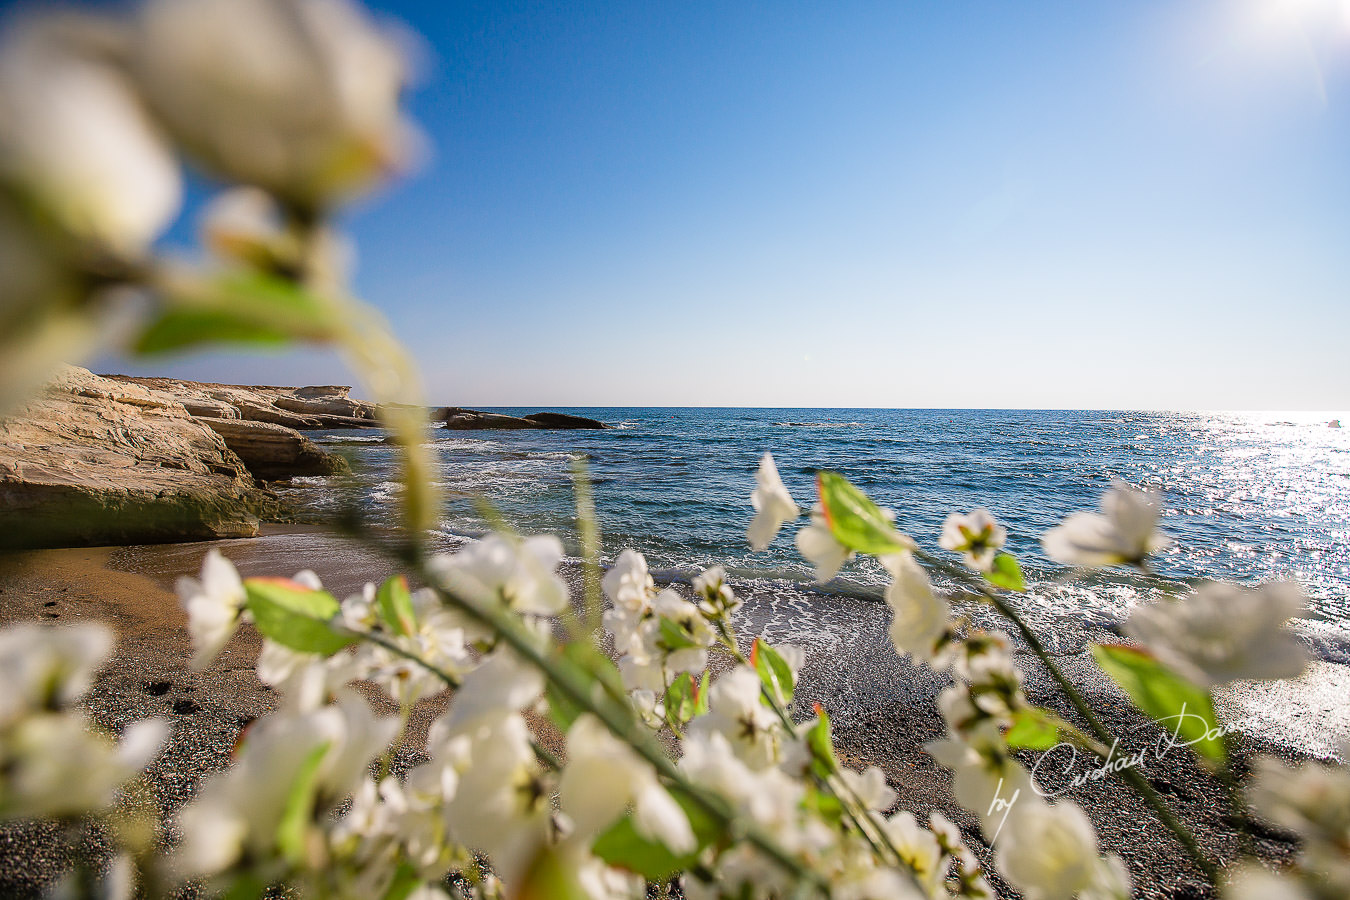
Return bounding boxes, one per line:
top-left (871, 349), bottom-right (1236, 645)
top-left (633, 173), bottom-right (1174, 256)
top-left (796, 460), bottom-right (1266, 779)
top-left (109, 0), bottom-right (1350, 408)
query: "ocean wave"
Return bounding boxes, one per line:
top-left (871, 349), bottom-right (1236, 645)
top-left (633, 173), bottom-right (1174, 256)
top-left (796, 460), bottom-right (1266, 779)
top-left (773, 421), bottom-right (865, 428)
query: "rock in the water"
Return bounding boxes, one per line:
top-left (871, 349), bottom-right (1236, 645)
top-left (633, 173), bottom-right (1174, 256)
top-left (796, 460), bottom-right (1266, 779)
top-left (0, 368), bottom-right (278, 548)
top-left (524, 412), bottom-right (607, 429)
top-left (443, 413), bottom-right (539, 430)
top-left (199, 419), bottom-right (350, 481)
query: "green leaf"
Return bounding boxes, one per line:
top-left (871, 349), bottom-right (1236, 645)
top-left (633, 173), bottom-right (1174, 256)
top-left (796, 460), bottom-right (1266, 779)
top-left (135, 271), bottom-right (334, 355)
top-left (1090, 643), bottom-right (1226, 766)
top-left (806, 705), bottom-right (839, 778)
top-left (693, 670), bottom-right (710, 717)
top-left (546, 642), bottom-right (627, 733)
top-left (376, 575), bottom-right (417, 637)
top-left (135, 309), bottom-right (292, 355)
top-left (276, 741), bottom-right (330, 866)
top-left (516, 845), bottom-right (589, 900)
top-left (244, 578), bottom-right (355, 656)
top-left (592, 787), bottom-right (721, 879)
top-left (816, 471), bottom-right (910, 555)
top-left (380, 863), bottom-right (422, 900)
top-left (803, 784), bottom-right (845, 827)
top-left (1004, 707), bottom-right (1067, 750)
top-left (984, 553), bottom-right (1027, 592)
top-left (658, 616), bottom-right (701, 652)
top-left (751, 638), bottom-right (795, 705)
top-left (665, 672), bottom-right (697, 723)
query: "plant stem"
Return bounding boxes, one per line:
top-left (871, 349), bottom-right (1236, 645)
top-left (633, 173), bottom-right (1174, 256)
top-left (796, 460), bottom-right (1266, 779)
top-left (975, 583), bottom-right (1221, 886)
top-left (715, 624), bottom-right (926, 893)
top-left (402, 550), bottom-right (835, 898)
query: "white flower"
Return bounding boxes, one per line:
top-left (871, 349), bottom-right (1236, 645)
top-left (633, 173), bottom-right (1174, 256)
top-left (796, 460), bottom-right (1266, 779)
top-left (796, 504), bottom-right (853, 582)
top-left (652, 589), bottom-right (714, 675)
top-left (925, 722), bottom-right (1032, 836)
top-left (602, 549), bottom-right (655, 612)
top-left (430, 534), bottom-right (568, 618)
top-left (1123, 581), bottom-right (1308, 687)
top-left (939, 509), bottom-right (1007, 572)
top-left (1041, 480), bottom-right (1172, 568)
top-left (995, 799), bottom-right (1101, 900)
top-left (881, 552), bottom-right (951, 666)
top-left (0, 13), bottom-right (180, 258)
top-left (559, 715), bottom-right (694, 853)
top-left (748, 453), bottom-right (799, 551)
top-left (688, 666), bottom-right (782, 771)
top-left (0, 623), bottom-right (113, 725)
top-left (175, 550), bottom-right (247, 670)
top-left (440, 712), bottom-right (550, 884)
top-left (134, 0), bottom-right (416, 207)
top-left (692, 565), bottom-right (741, 616)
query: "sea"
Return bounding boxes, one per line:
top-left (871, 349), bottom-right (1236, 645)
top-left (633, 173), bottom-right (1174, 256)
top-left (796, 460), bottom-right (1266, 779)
top-left (277, 408), bottom-right (1350, 667)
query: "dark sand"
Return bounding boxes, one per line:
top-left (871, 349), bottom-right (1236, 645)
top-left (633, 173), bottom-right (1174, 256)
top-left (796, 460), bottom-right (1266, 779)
top-left (0, 529), bottom-right (1320, 898)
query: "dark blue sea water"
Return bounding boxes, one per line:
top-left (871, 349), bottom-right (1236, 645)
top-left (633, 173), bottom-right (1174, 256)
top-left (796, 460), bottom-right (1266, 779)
top-left (286, 408), bottom-right (1350, 645)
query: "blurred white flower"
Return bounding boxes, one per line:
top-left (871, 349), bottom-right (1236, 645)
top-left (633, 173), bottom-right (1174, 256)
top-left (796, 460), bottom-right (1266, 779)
top-left (880, 811), bottom-right (946, 897)
top-left (840, 766), bottom-right (895, 813)
top-left (748, 453), bottom-right (799, 551)
top-left (175, 549), bottom-right (247, 670)
top-left (0, 622), bottom-right (113, 724)
top-left (174, 692), bottom-right (396, 876)
top-left (430, 534), bottom-right (568, 618)
top-left (436, 649), bottom-right (543, 738)
top-left (1223, 866), bottom-right (1312, 900)
top-left (1041, 480), bottom-right (1171, 568)
top-left (134, 0), bottom-right (417, 208)
top-left (1248, 755), bottom-right (1350, 847)
top-left (1123, 581), bottom-right (1309, 687)
top-left (880, 552), bottom-right (950, 666)
top-left (796, 504), bottom-right (853, 582)
top-left (200, 186), bottom-right (289, 265)
top-left (0, 13), bottom-right (180, 258)
top-left (559, 714), bottom-right (694, 853)
top-left (2, 715), bottom-right (166, 820)
top-left (678, 730), bottom-right (804, 836)
top-left (939, 508), bottom-right (1007, 572)
top-left (995, 799), bottom-right (1101, 900)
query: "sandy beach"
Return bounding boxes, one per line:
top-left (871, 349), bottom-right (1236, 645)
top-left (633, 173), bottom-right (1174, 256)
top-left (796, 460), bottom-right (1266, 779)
top-left (1, 528), bottom-right (1341, 897)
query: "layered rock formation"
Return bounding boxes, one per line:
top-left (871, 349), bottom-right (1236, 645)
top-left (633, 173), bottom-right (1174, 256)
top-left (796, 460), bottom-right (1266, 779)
top-left (104, 376), bottom-right (380, 429)
top-left (0, 369), bottom-right (279, 548)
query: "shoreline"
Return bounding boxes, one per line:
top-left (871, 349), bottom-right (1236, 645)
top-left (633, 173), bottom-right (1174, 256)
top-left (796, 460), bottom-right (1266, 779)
top-left (0, 529), bottom-right (1335, 897)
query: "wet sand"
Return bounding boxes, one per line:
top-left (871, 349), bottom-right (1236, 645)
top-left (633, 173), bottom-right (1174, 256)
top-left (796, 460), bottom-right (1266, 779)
top-left (0, 530), bottom-right (1333, 898)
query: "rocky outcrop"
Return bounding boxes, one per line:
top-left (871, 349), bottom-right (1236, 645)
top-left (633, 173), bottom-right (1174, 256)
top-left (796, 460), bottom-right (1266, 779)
top-left (438, 408), bottom-right (609, 430)
top-left (199, 419), bottom-right (351, 481)
top-left (524, 412), bottom-right (607, 430)
top-left (103, 376), bottom-right (381, 430)
top-left (444, 412), bottom-right (539, 430)
top-left (0, 368), bottom-right (279, 549)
